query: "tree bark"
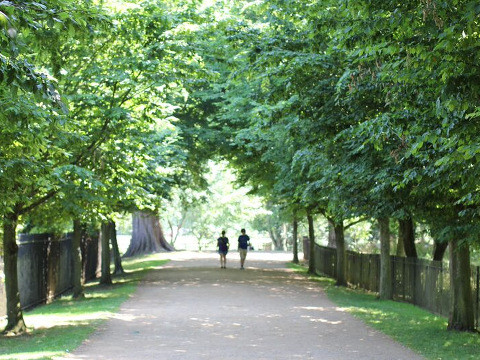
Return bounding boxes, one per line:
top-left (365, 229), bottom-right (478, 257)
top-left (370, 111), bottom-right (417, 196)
top-left (110, 221), bottom-right (125, 275)
top-left (72, 219), bottom-right (84, 299)
top-left (268, 228), bottom-right (277, 250)
top-left (167, 213), bottom-right (186, 247)
top-left (396, 221), bottom-right (405, 257)
top-left (327, 219), bottom-right (336, 248)
top-left (99, 222), bottom-right (112, 285)
top-left (2, 212), bottom-right (27, 334)
top-left (399, 217), bottom-right (417, 258)
top-left (292, 215), bottom-right (299, 264)
top-left (283, 223), bottom-right (289, 249)
top-left (332, 219), bottom-right (347, 287)
top-left (378, 217), bottom-right (393, 300)
top-left (448, 238), bottom-right (475, 331)
top-left (46, 234), bottom-right (60, 304)
top-left (307, 213), bottom-right (316, 274)
top-left (269, 226), bottom-right (284, 250)
top-left (433, 241), bottom-right (448, 261)
top-left (124, 211), bottom-right (174, 257)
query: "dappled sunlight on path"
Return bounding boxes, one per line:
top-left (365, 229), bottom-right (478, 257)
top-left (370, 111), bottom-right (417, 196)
top-left (59, 251), bottom-right (423, 360)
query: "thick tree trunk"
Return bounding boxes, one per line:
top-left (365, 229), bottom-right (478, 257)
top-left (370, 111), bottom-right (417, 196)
top-left (399, 217), bottom-right (417, 258)
top-left (333, 220), bottom-right (347, 287)
top-left (307, 213), bottom-right (316, 274)
top-left (327, 219), bottom-right (336, 248)
top-left (99, 222), bottom-right (112, 285)
top-left (378, 217), bottom-right (393, 300)
top-left (433, 241), bottom-right (448, 261)
top-left (110, 221), bottom-right (125, 275)
top-left (448, 238), bottom-right (475, 331)
top-left (292, 216), bottom-right (299, 264)
top-left (124, 211), bottom-right (174, 257)
top-left (72, 219), bottom-right (84, 299)
top-left (2, 213), bottom-right (27, 334)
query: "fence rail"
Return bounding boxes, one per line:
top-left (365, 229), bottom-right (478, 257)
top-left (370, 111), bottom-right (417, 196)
top-left (314, 244), bottom-right (480, 329)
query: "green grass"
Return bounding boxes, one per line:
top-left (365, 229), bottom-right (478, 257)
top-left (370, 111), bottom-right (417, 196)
top-left (0, 254), bottom-right (169, 360)
top-left (288, 262), bottom-right (480, 360)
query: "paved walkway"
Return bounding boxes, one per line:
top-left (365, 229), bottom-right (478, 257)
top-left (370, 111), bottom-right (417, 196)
top-left (61, 251), bottom-right (423, 360)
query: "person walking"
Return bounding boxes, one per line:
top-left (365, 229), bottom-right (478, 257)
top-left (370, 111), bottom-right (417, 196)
top-left (217, 230), bottom-right (229, 269)
top-left (237, 228), bottom-right (250, 270)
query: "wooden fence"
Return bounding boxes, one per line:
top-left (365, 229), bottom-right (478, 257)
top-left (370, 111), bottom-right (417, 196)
top-left (0, 233), bottom-right (99, 316)
top-left (314, 244), bottom-right (480, 328)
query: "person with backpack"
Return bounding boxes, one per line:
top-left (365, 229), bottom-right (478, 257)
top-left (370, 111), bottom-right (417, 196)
top-left (237, 228), bottom-right (251, 270)
top-left (217, 230), bottom-right (229, 269)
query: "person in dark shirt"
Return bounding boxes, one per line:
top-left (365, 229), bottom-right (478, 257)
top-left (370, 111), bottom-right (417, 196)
top-left (237, 228), bottom-right (250, 270)
top-left (217, 230), bottom-right (229, 269)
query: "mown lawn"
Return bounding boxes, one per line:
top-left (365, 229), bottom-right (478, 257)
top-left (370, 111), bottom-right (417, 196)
top-left (288, 263), bottom-right (480, 360)
top-left (0, 255), bottom-right (169, 360)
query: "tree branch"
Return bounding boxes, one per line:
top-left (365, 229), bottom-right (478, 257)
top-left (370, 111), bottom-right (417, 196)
top-left (19, 190), bottom-right (57, 216)
top-left (344, 217), bottom-right (369, 230)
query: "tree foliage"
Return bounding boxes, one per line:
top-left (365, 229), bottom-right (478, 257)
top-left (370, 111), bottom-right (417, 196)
top-left (195, 0), bottom-right (480, 331)
top-left (2, 0), bottom-right (480, 334)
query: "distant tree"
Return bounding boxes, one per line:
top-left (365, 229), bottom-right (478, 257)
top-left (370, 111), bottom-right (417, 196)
top-left (124, 211), bottom-right (174, 256)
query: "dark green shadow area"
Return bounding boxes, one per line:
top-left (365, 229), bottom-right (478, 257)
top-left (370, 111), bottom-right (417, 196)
top-left (287, 262), bottom-right (480, 360)
top-left (0, 255), bottom-right (169, 360)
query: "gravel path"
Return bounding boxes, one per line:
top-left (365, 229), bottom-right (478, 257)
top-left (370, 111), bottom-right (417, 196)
top-left (59, 251), bottom-right (424, 360)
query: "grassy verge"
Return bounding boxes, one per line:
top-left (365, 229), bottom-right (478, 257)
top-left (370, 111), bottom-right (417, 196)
top-left (288, 262), bottom-right (480, 360)
top-left (0, 254), bottom-right (169, 360)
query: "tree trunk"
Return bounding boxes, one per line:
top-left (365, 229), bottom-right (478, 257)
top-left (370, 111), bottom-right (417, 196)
top-left (2, 212), bottom-right (27, 334)
top-left (378, 217), bottom-right (393, 300)
top-left (46, 234), bottom-right (60, 304)
top-left (399, 217), bottom-right (417, 258)
top-left (302, 236), bottom-right (310, 261)
top-left (328, 219), bottom-right (336, 248)
top-left (269, 227), bottom-right (284, 250)
top-left (268, 228), bottom-right (278, 250)
top-left (99, 222), bottom-right (112, 285)
top-left (292, 215), bottom-right (299, 264)
top-left (72, 219), bottom-right (84, 299)
top-left (167, 220), bottom-right (176, 245)
top-left (448, 238), bottom-right (475, 331)
top-left (172, 219), bottom-right (184, 246)
top-left (167, 215), bottom-right (185, 247)
top-left (124, 211), bottom-right (174, 257)
top-left (307, 213), bottom-right (316, 274)
top-left (433, 241), bottom-right (448, 261)
top-left (396, 221), bottom-right (405, 257)
top-left (276, 227), bottom-right (284, 250)
top-left (333, 220), bottom-right (347, 287)
top-left (110, 221), bottom-right (125, 275)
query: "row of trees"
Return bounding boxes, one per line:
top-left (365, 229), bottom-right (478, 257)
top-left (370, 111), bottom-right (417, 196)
top-left (2, 0), bottom-right (480, 335)
top-left (0, 0), bottom-right (221, 334)
top-left (182, 0), bottom-right (480, 332)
